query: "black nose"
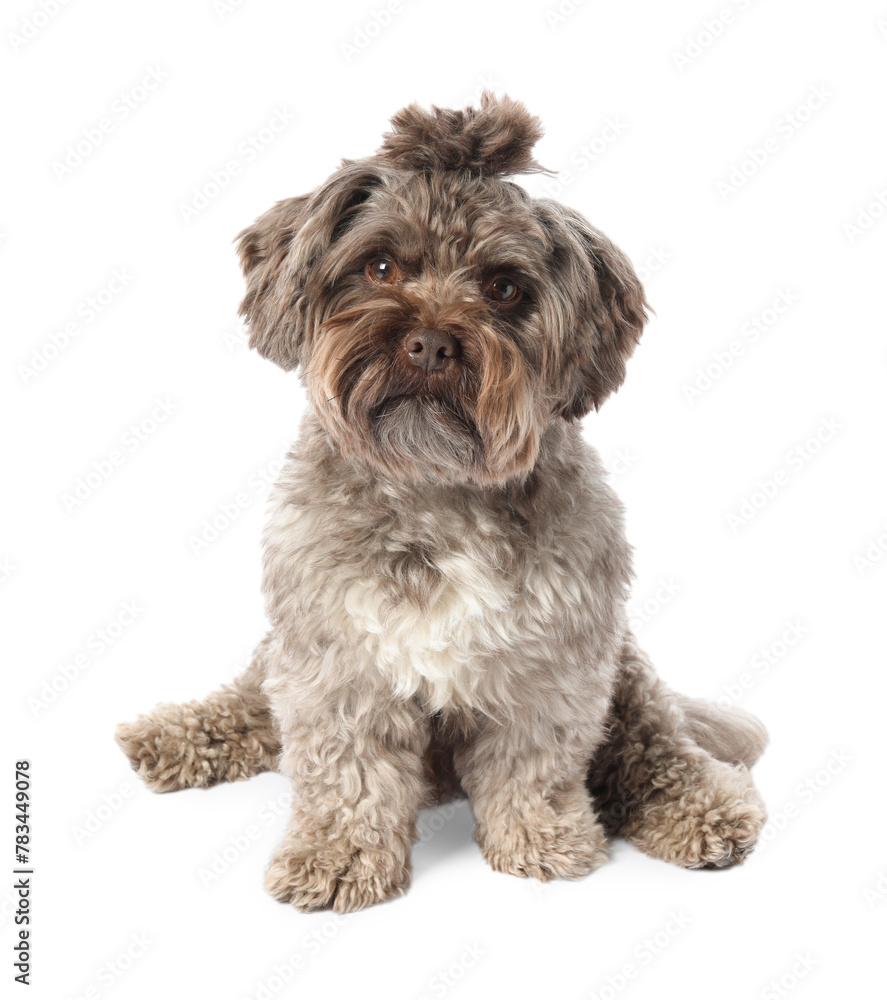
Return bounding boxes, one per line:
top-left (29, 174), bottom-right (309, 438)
top-left (403, 328), bottom-right (458, 372)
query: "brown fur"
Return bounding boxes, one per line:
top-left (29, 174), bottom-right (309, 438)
top-left (116, 93), bottom-right (767, 912)
top-left (378, 91), bottom-right (545, 176)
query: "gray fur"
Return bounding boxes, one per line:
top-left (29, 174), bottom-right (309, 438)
top-left (117, 94), bottom-right (767, 912)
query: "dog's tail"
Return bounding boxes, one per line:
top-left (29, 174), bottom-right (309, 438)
top-left (115, 634), bottom-right (281, 792)
top-left (674, 693), bottom-right (769, 769)
top-left (600, 636), bottom-right (769, 771)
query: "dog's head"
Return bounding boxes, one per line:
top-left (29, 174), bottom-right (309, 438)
top-left (237, 93), bottom-right (648, 486)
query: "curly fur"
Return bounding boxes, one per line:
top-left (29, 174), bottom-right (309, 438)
top-left (116, 93), bottom-right (767, 913)
top-left (378, 91), bottom-right (545, 176)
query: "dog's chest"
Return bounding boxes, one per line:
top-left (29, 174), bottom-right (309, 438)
top-left (270, 494), bottom-right (574, 711)
top-left (341, 527), bottom-right (517, 710)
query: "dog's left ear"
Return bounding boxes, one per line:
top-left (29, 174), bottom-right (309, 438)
top-left (536, 202), bottom-right (649, 417)
top-left (236, 195), bottom-right (310, 370)
top-left (236, 163), bottom-right (382, 370)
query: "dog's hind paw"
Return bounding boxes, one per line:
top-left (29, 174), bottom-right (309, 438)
top-left (692, 796), bottom-right (766, 869)
top-left (114, 714), bottom-right (211, 792)
top-left (627, 766), bottom-right (766, 870)
top-left (115, 692), bottom-right (277, 792)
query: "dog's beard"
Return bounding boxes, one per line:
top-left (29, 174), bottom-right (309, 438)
top-left (369, 394), bottom-right (483, 477)
top-left (305, 299), bottom-right (545, 486)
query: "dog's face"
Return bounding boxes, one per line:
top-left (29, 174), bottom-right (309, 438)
top-left (237, 94), bottom-right (647, 486)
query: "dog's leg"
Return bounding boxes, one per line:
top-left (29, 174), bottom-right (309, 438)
top-left (115, 634), bottom-right (280, 792)
top-left (456, 719), bottom-right (609, 882)
top-left (263, 659), bottom-right (430, 913)
top-left (587, 637), bottom-right (767, 868)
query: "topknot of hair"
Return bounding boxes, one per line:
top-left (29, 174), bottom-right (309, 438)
top-left (377, 92), bottom-right (544, 177)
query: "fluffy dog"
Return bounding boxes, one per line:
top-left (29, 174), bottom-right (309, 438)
top-left (116, 94), bottom-right (767, 913)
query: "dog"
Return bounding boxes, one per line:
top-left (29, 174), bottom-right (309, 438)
top-left (116, 93), bottom-right (768, 913)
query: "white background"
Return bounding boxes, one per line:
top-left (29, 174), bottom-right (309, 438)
top-left (4, 1), bottom-right (887, 997)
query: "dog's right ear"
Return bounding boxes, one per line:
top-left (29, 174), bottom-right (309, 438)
top-left (236, 163), bottom-right (382, 370)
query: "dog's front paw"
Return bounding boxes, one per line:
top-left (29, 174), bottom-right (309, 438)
top-left (478, 814), bottom-right (608, 881)
top-left (264, 839), bottom-right (410, 913)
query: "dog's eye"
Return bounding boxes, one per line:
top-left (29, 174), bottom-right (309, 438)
top-left (367, 257), bottom-right (398, 285)
top-left (488, 276), bottom-right (521, 304)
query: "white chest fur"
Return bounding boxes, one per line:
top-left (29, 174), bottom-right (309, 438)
top-left (339, 546), bottom-right (517, 711)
